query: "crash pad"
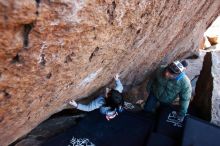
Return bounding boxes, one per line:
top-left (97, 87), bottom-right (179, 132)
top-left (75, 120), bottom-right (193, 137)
top-left (182, 116), bottom-right (220, 146)
top-left (42, 110), bottom-right (155, 146)
top-left (146, 132), bottom-right (176, 146)
top-left (155, 106), bottom-right (184, 141)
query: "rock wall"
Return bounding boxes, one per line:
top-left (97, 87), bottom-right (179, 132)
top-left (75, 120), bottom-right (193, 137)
top-left (211, 51), bottom-right (220, 126)
top-left (193, 52), bottom-right (213, 121)
top-left (0, 0), bottom-right (220, 145)
top-left (192, 50), bottom-right (220, 126)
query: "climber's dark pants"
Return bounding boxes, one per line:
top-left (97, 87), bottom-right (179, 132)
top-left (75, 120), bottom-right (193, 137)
top-left (144, 92), bottom-right (169, 112)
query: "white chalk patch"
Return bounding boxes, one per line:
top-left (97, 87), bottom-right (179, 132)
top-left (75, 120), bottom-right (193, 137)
top-left (50, 20), bottom-right (60, 26)
top-left (133, 34), bottom-right (148, 49)
top-left (40, 41), bottom-right (48, 50)
top-left (68, 136), bottom-right (95, 146)
top-left (79, 68), bottom-right (102, 87)
top-left (63, 0), bottom-right (86, 24)
top-left (37, 42), bottom-right (47, 64)
top-left (124, 102), bottom-right (135, 110)
top-left (166, 111), bottom-right (183, 127)
top-left (115, 2), bottom-right (125, 27)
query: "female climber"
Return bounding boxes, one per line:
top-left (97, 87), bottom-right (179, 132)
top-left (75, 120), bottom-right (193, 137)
top-left (69, 74), bottom-right (124, 121)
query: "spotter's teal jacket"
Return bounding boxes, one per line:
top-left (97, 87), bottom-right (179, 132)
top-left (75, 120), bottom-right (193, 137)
top-left (147, 66), bottom-right (192, 116)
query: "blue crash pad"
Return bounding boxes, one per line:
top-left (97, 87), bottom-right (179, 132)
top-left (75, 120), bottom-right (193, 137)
top-left (146, 132), bottom-right (176, 146)
top-left (42, 110), bottom-right (155, 146)
top-left (182, 116), bottom-right (220, 146)
top-left (155, 106), bottom-right (184, 141)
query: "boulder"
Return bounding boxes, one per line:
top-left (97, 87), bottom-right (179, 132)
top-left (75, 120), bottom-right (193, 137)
top-left (184, 51), bottom-right (206, 96)
top-left (192, 49), bottom-right (220, 126)
top-left (204, 36), bottom-right (211, 49)
top-left (207, 35), bottom-right (220, 45)
top-left (192, 52), bottom-right (213, 120)
top-left (211, 51), bottom-right (220, 126)
top-left (14, 114), bottom-right (85, 146)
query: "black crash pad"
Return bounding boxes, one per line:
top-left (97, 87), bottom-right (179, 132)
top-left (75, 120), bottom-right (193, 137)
top-left (42, 110), bottom-right (155, 146)
top-left (182, 116), bottom-right (220, 146)
top-left (155, 106), bottom-right (184, 141)
top-left (146, 132), bottom-right (176, 146)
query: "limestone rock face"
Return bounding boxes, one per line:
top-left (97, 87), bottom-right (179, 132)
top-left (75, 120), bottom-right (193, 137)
top-left (185, 51), bottom-right (206, 96)
top-left (193, 52), bottom-right (213, 121)
top-left (207, 36), bottom-right (220, 45)
top-left (0, 0), bottom-right (220, 145)
top-left (211, 51), bottom-right (220, 126)
top-left (192, 49), bottom-right (220, 126)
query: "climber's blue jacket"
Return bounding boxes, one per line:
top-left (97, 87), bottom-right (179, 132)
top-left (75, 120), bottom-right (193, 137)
top-left (77, 79), bottom-right (123, 117)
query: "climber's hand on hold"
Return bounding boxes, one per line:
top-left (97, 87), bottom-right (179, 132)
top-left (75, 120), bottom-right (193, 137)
top-left (105, 87), bottom-right (110, 97)
top-left (114, 73), bottom-right (120, 80)
top-left (69, 100), bottom-right (78, 108)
